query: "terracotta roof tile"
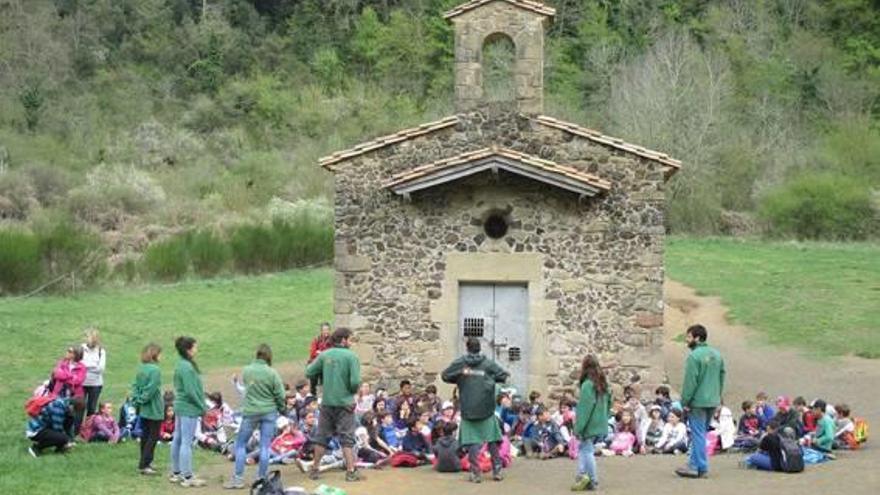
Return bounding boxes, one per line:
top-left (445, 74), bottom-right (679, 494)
top-left (534, 116), bottom-right (682, 177)
top-left (319, 116), bottom-right (460, 169)
top-left (384, 147), bottom-right (611, 192)
top-left (444, 0), bottom-right (555, 20)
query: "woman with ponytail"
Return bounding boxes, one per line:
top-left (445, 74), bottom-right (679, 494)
top-left (571, 355), bottom-right (612, 492)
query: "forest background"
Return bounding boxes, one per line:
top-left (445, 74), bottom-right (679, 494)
top-left (1, 0), bottom-right (879, 293)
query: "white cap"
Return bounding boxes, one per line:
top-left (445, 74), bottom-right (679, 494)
top-left (442, 401), bottom-right (454, 410)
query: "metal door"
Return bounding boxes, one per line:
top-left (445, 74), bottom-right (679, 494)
top-left (458, 283), bottom-right (529, 394)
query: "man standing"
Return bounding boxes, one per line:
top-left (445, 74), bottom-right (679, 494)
top-left (442, 337), bottom-right (509, 483)
top-left (676, 324), bottom-right (725, 479)
top-left (305, 328), bottom-right (362, 482)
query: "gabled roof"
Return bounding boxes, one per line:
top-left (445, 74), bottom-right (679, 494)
top-left (384, 147), bottom-right (611, 198)
top-left (319, 116), bottom-right (460, 170)
top-left (535, 116), bottom-right (682, 178)
top-left (444, 0), bottom-right (556, 20)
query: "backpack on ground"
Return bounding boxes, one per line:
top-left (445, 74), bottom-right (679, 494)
top-left (779, 437), bottom-right (804, 473)
top-left (250, 470), bottom-right (284, 495)
top-left (854, 417), bottom-right (869, 444)
top-left (25, 395), bottom-right (55, 418)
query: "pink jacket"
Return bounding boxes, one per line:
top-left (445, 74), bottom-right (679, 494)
top-left (52, 359), bottom-right (86, 398)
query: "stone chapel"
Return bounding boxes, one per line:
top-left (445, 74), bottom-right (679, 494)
top-left (319, 0), bottom-right (681, 397)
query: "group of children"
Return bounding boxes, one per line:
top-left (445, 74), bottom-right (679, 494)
top-left (27, 362), bottom-right (869, 477)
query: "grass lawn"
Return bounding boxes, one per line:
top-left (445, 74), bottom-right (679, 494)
top-left (666, 237), bottom-right (880, 359)
top-left (0, 268), bottom-right (332, 494)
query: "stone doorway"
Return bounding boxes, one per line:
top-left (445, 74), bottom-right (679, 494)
top-left (459, 283), bottom-right (529, 393)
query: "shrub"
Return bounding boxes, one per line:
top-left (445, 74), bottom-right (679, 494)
top-left (187, 229), bottom-right (230, 277)
top-left (67, 164), bottom-right (166, 229)
top-left (33, 214), bottom-right (106, 288)
top-left (229, 223), bottom-right (275, 273)
top-left (0, 229), bottom-right (43, 294)
top-left (143, 235), bottom-right (190, 281)
top-left (760, 173), bottom-right (876, 240)
top-left (0, 170), bottom-right (39, 220)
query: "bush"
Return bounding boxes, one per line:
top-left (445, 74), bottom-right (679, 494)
top-left (187, 229), bottom-right (230, 277)
top-left (229, 223), bottom-right (275, 274)
top-left (33, 214), bottom-right (106, 288)
top-left (0, 229), bottom-right (43, 294)
top-left (760, 173), bottom-right (877, 240)
top-left (143, 236), bottom-right (190, 281)
top-left (67, 164), bottom-right (166, 229)
top-left (229, 219), bottom-right (332, 274)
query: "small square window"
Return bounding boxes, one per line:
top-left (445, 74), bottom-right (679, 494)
top-left (463, 318), bottom-right (484, 338)
top-left (508, 347), bottom-right (522, 362)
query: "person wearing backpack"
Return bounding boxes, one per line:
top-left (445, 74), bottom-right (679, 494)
top-left (744, 419), bottom-right (804, 473)
top-left (442, 337), bottom-right (510, 484)
top-left (676, 324), bottom-right (725, 479)
top-left (132, 343), bottom-right (163, 475)
top-left (81, 328), bottom-right (107, 419)
top-left (571, 354), bottom-right (612, 492)
top-left (26, 396), bottom-right (82, 457)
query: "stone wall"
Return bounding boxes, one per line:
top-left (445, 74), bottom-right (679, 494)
top-left (452, 1), bottom-right (547, 113)
top-left (332, 107), bottom-right (667, 398)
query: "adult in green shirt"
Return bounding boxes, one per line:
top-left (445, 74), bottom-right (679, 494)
top-left (676, 324), bottom-right (726, 479)
top-left (225, 344), bottom-right (287, 489)
top-left (169, 336), bottom-right (207, 488)
top-left (305, 328), bottom-right (362, 482)
top-left (441, 337), bottom-right (509, 484)
top-left (132, 343), bottom-right (164, 476)
top-left (571, 354), bottom-right (611, 491)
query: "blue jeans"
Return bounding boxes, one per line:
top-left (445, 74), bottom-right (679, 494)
top-left (577, 437), bottom-right (598, 484)
top-left (171, 415), bottom-right (199, 478)
top-left (234, 412), bottom-right (278, 480)
top-left (688, 407), bottom-right (714, 474)
top-left (746, 452), bottom-right (774, 471)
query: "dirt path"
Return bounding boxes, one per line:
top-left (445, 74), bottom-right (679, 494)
top-left (191, 280), bottom-right (880, 494)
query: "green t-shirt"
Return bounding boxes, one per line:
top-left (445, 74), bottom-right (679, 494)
top-left (305, 346), bottom-right (361, 407)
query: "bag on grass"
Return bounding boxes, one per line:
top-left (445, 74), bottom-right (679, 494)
top-left (250, 470), bottom-right (284, 495)
top-left (389, 451), bottom-right (420, 468)
top-left (779, 437), bottom-right (804, 473)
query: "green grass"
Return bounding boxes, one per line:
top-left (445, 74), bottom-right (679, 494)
top-left (666, 237), bottom-right (880, 358)
top-left (0, 268), bottom-right (332, 494)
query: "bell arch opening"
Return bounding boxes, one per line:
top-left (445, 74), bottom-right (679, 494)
top-left (481, 32), bottom-right (516, 103)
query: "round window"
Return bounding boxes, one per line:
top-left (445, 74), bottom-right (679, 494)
top-left (484, 214), bottom-right (509, 239)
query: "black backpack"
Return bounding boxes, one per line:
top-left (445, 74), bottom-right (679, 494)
top-left (779, 437), bottom-right (804, 473)
top-left (250, 471), bottom-right (285, 495)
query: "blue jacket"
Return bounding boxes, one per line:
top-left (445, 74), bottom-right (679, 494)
top-left (401, 430), bottom-right (429, 455)
top-left (27, 398), bottom-right (69, 438)
top-left (381, 424), bottom-right (399, 448)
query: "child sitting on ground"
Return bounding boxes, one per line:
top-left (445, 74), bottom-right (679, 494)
top-left (604, 407), bottom-right (639, 457)
top-left (379, 412), bottom-right (400, 450)
top-left (401, 417), bottom-right (432, 462)
top-left (269, 416), bottom-right (306, 464)
top-left (743, 418), bottom-right (802, 472)
top-left (84, 402), bottom-right (120, 443)
top-left (833, 404), bottom-right (857, 449)
top-left (356, 412), bottom-right (392, 467)
top-left (433, 422), bottom-right (462, 473)
top-left (734, 401), bottom-right (761, 451)
top-left (117, 395), bottom-right (139, 441)
top-left (159, 405), bottom-right (175, 442)
top-left (525, 407), bottom-right (565, 459)
top-left (712, 401), bottom-right (736, 451)
top-left (755, 392), bottom-right (775, 431)
top-left (654, 386), bottom-right (673, 420)
top-left (653, 409), bottom-right (688, 454)
top-left (794, 396), bottom-right (816, 436)
top-left (805, 399), bottom-right (835, 453)
top-left (640, 405), bottom-right (665, 452)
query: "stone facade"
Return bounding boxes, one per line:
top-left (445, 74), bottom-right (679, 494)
top-left (332, 108), bottom-right (668, 398)
top-left (452, 1), bottom-right (550, 114)
top-left (323, 1), bottom-right (677, 399)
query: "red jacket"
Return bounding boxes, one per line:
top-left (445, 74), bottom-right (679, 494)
top-left (52, 359), bottom-right (86, 398)
top-left (271, 430), bottom-right (306, 455)
top-left (308, 336), bottom-right (332, 363)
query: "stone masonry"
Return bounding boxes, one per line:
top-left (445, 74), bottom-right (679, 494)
top-left (320, 1), bottom-right (680, 399)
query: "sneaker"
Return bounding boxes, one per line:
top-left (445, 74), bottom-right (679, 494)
top-left (674, 466), bottom-right (704, 479)
top-left (345, 470), bottom-right (365, 482)
top-left (468, 472), bottom-right (482, 484)
top-left (169, 473), bottom-right (183, 483)
top-left (180, 476), bottom-right (207, 488)
top-left (28, 446), bottom-right (39, 458)
top-left (294, 459), bottom-right (308, 474)
top-left (571, 476), bottom-right (591, 492)
top-left (492, 471), bottom-right (504, 482)
top-left (308, 469), bottom-right (320, 481)
top-left (140, 467), bottom-right (158, 476)
top-left (222, 477), bottom-right (245, 490)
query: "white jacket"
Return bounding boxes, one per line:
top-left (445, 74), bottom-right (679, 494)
top-left (81, 344), bottom-right (106, 386)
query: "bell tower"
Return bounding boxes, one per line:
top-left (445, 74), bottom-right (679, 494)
top-left (445, 0), bottom-right (555, 114)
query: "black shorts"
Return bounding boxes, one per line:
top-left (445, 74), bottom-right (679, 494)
top-left (312, 404), bottom-right (356, 448)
